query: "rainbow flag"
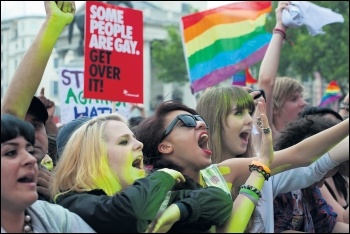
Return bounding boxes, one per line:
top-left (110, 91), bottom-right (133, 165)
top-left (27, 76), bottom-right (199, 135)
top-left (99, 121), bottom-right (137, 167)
top-left (232, 68), bottom-right (258, 86)
top-left (181, 1), bottom-right (272, 93)
top-left (319, 80), bottom-right (342, 107)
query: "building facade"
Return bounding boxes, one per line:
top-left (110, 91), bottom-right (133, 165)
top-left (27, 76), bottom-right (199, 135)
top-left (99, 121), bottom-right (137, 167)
top-left (1, 15), bottom-right (62, 119)
top-left (1, 1), bottom-right (207, 120)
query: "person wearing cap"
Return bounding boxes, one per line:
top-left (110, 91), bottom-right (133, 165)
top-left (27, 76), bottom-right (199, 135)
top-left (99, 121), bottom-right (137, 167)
top-left (56, 116), bottom-right (92, 159)
top-left (26, 96), bottom-right (49, 163)
top-left (1, 1), bottom-right (76, 202)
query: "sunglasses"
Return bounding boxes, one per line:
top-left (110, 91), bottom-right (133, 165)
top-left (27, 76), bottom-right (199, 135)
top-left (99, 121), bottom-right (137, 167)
top-left (161, 114), bottom-right (208, 141)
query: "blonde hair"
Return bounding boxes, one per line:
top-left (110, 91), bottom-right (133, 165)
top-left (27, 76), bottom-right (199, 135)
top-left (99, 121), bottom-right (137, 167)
top-left (273, 77), bottom-right (304, 111)
top-left (196, 86), bottom-right (255, 163)
top-left (51, 113), bottom-right (128, 201)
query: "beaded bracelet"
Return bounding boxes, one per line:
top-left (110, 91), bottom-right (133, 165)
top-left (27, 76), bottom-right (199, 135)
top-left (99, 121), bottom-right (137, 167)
top-left (249, 164), bottom-right (271, 181)
top-left (240, 184), bottom-right (262, 198)
top-left (239, 189), bottom-right (259, 206)
top-left (251, 160), bottom-right (271, 173)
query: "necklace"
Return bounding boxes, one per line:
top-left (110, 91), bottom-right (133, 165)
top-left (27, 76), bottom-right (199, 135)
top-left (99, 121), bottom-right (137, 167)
top-left (23, 212), bottom-right (33, 233)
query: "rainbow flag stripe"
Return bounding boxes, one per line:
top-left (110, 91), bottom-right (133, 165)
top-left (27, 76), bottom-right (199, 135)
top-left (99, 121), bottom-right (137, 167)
top-left (232, 70), bottom-right (246, 86)
top-left (232, 68), bottom-right (258, 86)
top-left (319, 80), bottom-right (342, 107)
top-left (181, 1), bottom-right (272, 93)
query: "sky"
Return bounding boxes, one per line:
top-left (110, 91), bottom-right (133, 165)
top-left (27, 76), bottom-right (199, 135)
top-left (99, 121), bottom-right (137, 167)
top-left (1, 1), bottom-right (236, 20)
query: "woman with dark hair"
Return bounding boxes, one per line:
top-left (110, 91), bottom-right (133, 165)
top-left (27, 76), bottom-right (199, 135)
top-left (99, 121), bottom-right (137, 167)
top-left (273, 115), bottom-right (349, 232)
top-left (300, 106), bottom-right (344, 122)
top-left (300, 105), bottom-right (349, 223)
top-left (136, 94), bottom-right (349, 232)
top-left (135, 98), bottom-right (279, 232)
top-left (1, 114), bottom-right (95, 233)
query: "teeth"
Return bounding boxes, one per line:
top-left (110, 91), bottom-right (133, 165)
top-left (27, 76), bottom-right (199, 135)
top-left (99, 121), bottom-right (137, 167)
top-left (198, 134), bottom-right (208, 145)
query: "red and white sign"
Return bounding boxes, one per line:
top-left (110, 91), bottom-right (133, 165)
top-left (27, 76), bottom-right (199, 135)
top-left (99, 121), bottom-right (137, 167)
top-left (84, 1), bottom-right (143, 103)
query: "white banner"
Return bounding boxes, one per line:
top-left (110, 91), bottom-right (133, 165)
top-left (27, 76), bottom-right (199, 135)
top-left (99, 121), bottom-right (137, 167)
top-left (58, 67), bottom-right (131, 124)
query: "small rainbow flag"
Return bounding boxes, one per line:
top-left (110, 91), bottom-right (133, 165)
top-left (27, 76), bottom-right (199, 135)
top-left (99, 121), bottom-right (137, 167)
top-left (181, 1), bottom-right (272, 93)
top-left (232, 68), bottom-right (258, 86)
top-left (319, 80), bottom-right (342, 107)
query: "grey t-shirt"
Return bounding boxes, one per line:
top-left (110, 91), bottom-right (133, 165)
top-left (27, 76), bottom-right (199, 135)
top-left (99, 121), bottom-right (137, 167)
top-left (1, 200), bottom-right (95, 233)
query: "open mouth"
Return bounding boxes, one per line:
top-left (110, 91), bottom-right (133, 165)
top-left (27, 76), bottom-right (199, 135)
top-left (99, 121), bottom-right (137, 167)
top-left (18, 174), bottom-right (35, 183)
top-left (239, 131), bottom-right (250, 142)
top-left (198, 133), bottom-right (209, 149)
top-left (132, 157), bottom-right (144, 169)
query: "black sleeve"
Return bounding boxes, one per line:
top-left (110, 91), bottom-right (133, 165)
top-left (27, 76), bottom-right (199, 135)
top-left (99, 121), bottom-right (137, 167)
top-left (56, 171), bottom-right (175, 233)
top-left (169, 186), bottom-right (233, 225)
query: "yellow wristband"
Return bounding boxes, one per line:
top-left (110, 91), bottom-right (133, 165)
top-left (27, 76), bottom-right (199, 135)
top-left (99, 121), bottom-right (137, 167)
top-left (251, 160), bottom-right (271, 174)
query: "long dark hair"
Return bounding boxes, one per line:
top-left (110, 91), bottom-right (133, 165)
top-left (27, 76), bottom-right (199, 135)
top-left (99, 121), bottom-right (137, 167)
top-left (274, 115), bottom-right (348, 200)
top-left (1, 114), bottom-right (35, 145)
top-left (134, 101), bottom-right (202, 189)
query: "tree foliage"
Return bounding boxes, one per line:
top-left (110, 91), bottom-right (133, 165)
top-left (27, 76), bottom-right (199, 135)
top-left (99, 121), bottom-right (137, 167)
top-left (151, 25), bottom-right (188, 84)
top-left (260, 1), bottom-right (349, 87)
top-left (151, 1), bottom-right (349, 89)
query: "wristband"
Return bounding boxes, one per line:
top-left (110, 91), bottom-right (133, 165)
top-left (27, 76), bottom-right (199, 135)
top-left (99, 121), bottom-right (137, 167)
top-left (240, 184), bottom-right (262, 198)
top-left (273, 28), bottom-right (294, 45)
top-left (239, 190), bottom-right (259, 206)
top-left (251, 160), bottom-right (271, 174)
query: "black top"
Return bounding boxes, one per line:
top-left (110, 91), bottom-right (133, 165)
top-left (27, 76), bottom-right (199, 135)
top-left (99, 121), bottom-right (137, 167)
top-left (55, 171), bottom-right (232, 233)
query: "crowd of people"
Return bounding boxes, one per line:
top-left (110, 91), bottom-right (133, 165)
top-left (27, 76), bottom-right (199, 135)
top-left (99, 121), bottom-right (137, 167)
top-left (1, 1), bottom-right (349, 233)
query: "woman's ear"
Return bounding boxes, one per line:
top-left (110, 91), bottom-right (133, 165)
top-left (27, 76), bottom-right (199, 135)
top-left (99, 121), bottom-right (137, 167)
top-left (158, 142), bottom-right (173, 154)
top-left (273, 107), bottom-right (280, 117)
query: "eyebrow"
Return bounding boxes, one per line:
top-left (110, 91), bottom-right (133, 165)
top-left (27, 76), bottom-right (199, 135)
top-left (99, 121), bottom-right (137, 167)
top-left (30, 118), bottom-right (43, 124)
top-left (119, 133), bottom-right (135, 139)
top-left (1, 142), bottom-right (33, 147)
top-left (1, 142), bottom-right (19, 147)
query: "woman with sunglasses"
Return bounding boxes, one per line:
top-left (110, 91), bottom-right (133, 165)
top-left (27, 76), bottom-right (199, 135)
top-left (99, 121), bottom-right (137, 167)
top-left (135, 90), bottom-right (348, 232)
top-left (1, 114), bottom-right (96, 233)
top-left (134, 99), bottom-right (275, 232)
top-left (50, 113), bottom-right (234, 233)
top-left (195, 85), bottom-right (349, 232)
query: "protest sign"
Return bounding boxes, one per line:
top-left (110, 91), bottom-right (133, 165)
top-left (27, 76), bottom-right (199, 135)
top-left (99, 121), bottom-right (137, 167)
top-left (58, 67), bottom-right (131, 124)
top-left (84, 1), bottom-right (143, 102)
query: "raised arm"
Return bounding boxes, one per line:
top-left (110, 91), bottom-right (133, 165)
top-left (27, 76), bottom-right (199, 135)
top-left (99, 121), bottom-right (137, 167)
top-left (218, 101), bottom-right (274, 232)
top-left (219, 120), bottom-right (348, 189)
top-left (257, 1), bottom-right (289, 139)
top-left (271, 120), bottom-right (349, 174)
top-left (1, 1), bottom-right (75, 118)
top-left (37, 87), bottom-right (59, 135)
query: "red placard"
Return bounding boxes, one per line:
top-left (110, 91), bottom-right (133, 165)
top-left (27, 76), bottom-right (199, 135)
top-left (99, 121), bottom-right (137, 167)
top-left (84, 1), bottom-right (143, 103)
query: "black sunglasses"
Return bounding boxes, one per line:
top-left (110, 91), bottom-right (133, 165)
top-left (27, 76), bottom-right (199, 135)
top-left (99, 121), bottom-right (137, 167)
top-left (161, 114), bottom-right (208, 141)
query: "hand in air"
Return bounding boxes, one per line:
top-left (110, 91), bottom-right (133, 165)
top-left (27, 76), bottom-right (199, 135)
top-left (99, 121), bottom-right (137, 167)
top-left (255, 101), bottom-right (274, 165)
top-left (37, 87), bottom-right (55, 118)
top-left (44, 1), bottom-right (75, 27)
